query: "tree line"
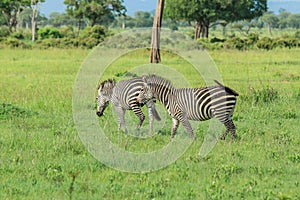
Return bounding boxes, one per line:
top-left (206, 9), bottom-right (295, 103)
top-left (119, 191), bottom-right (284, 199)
top-left (0, 0), bottom-right (299, 48)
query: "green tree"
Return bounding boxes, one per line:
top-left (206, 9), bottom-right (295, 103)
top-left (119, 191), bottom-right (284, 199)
top-left (64, 0), bottom-right (86, 34)
top-left (278, 9), bottom-right (291, 29)
top-left (48, 12), bottom-right (76, 27)
top-left (31, 0), bottom-right (45, 41)
top-left (165, 0), bottom-right (267, 39)
top-left (84, 0), bottom-right (126, 26)
top-left (287, 14), bottom-right (300, 29)
top-left (0, 0), bottom-right (31, 31)
top-left (261, 11), bottom-right (279, 35)
top-left (134, 11), bottom-right (153, 27)
top-left (64, 0), bottom-right (126, 33)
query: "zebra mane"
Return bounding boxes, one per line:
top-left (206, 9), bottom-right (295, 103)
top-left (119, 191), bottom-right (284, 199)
top-left (98, 79), bottom-right (116, 91)
top-left (143, 74), bottom-right (174, 90)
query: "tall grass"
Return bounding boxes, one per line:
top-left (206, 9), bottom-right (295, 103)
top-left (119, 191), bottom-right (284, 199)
top-left (0, 48), bottom-right (299, 199)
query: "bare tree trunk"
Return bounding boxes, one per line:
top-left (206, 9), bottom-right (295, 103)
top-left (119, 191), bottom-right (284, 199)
top-left (150, 0), bottom-right (164, 63)
top-left (194, 21), bottom-right (200, 40)
top-left (201, 21), bottom-right (209, 38)
top-left (268, 23), bottom-right (272, 35)
top-left (31, 0), bottom-right (40, 41)
top-left (77, 15), bottom-right (82, 37)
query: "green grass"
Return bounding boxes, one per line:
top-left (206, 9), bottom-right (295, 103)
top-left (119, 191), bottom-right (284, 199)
top-left (0, 48), bottom-right (299, 199)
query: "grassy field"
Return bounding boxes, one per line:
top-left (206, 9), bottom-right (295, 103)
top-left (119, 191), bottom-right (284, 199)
top-left (0, 47), bottom-right (299, 199)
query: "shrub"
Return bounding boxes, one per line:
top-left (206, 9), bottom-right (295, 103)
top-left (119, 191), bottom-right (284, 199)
top-left (197, 38), bottom-right (223, 50)
top-left (295, 30), bottom-right (300, 39)
top-left (5, 37), bottom-right (31, 49)
top-left (247, 33), bottom-right (259, 45)
top-left (223, 37), bottom-right (247, 50)
top-left (256, 37), bottom-right (274, 50)
top-left (0, 26), bottom-right (10, 38)
top-left (60, 26), bottom-right (76, 38)
top-left (80, 25), bottom-right (107, 40)
top-left (10, 31), bottom-right (24, 40)
top-left (38, 27), bottom-right (63, 40)
top-left (274, 38), bottom-right (299, 48)
top-left (38, 38), bottom-right (61, 48)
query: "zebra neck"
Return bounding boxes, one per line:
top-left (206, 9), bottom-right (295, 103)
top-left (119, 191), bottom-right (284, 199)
top-left (154, 86), bottom-right (173, 107)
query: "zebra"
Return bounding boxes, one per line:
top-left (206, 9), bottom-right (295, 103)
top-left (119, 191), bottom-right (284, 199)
top-left (96, 78), bottom-right (161, 133)
top-left (136, 74), bottom-right (239, 140)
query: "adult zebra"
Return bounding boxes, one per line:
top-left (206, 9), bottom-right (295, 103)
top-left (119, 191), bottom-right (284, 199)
top-left (136, 75), bottom-right (239, 140)
top-left (96, 78), bottom-right (161, 133)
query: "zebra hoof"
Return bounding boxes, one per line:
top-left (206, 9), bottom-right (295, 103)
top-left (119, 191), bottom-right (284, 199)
top-left (220, 135), bottom-right (226, 140)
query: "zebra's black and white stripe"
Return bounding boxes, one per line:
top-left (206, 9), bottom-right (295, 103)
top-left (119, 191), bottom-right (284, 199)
top-left (96, 78), bottom-right (161, 133)
top-left (136, 75), bottom-right (239, 140)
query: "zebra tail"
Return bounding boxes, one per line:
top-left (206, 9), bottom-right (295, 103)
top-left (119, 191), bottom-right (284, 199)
top-left (214, 80), bottom-right (239, 96)
top-left (152, 107), bottom-right (161, 121)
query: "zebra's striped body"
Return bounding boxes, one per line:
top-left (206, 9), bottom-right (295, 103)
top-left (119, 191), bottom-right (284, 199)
top-left (96, 78), bottom-right (161, 133)
top-left (136, 75), bottom-right (238, 140)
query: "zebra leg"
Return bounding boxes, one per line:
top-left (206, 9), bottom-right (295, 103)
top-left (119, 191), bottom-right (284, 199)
top-left (131, 105), bottom-right (145, 130)
top-left (147, 106), bottom-right (154, 134)
top-left (171, 118), bottom-right (179, 139)
top-left (180, 118), bottom-right (195, 140)
top-left (220, 118), bottom-right (236, 140)
top-left (114, 106), bottom-right (127, 133)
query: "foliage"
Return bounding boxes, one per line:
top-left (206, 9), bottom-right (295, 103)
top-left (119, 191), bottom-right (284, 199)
top-left (48, 12), bottom-right (77, 27)
top-left (0, 26), bottom-right (10, 38)
top-left (255, 37), bottom-right (274, 50)
top-left (4, 37), bottom-right (31, 48)
top-left (64, 0), bottom-right (126, 30)
top-left (164, 0), bottom-right (267, 38)
top-left (197, 32), bottom-right (299, 50)
top-left (38, 27), bottom-right (63, 39)
top-left (223, 37), bottom-right (247, 50)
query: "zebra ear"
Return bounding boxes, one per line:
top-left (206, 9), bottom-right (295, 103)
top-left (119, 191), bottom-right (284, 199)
top-left (142, 75), bottom-right (147, 82)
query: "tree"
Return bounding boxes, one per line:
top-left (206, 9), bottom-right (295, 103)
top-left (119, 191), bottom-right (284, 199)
top-left (134, 11), bottom-right (153, 27)
top-left (150, 0), bottom-right (164, 63)
top-left (64, 0), bottom-right (126, 33)
top-left (287, 14), bottom-right (300, 29)
top-left (261, 11), bottom-right (279, 35)
top-left (64, 0), bottom-right (86, 34)
top-left (0, 0), bottom-right (31, 31)
top-left (18, 8), bottom-right (31, 29)
top-left (278, 9), bottom-right (291, 29)
top-left (48, 12), bottom-right (76, 27)
top-left (165, 0), bottom-right (267, 39)
top-left (84, 0), bottom-right (126, 26)
top-left (31, 0), bottom-right (45, 41)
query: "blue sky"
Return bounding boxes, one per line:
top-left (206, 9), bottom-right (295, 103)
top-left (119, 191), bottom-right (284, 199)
top-left (39, 0), bottom-right (300, 17)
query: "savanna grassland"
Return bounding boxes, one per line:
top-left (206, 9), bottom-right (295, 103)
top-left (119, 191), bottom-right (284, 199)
top-left (0, 47), bottom-right (299, 199)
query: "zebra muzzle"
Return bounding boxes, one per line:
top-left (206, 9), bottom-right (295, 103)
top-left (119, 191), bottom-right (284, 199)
top-left (136, 97), bottom-right (142, 104)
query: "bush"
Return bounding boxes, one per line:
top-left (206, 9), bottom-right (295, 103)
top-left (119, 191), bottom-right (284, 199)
top-left (5, 37), bottom-right (31, 49)
top-left (60, 26), bottom-right (76, 38)
top-left (197, 38), bottom-right (223, 50)
top-left (274, 38), bottom-right (299, 49)
top-left (10, 31), bottom-right (24, 40)
top-left (80, 25), bottom-right (107, 40)
top-left (38, 27), bottom-right (63, 40)
top-left (0, 26), bottom-right (10, 38)
top-left (223, 37), bottom-right (247, 50)
top-left (256, 37), bottom-right (274, 50)
top-left (247, 33), bottom-right (259, 45)
top-left (295, 30), bottom-right (300, 39)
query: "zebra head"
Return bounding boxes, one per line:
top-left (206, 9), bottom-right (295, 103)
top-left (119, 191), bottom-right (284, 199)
top-left (136, 76), bottom-right (155, 105)
top-left (96, 79), bottom-right (116, 117)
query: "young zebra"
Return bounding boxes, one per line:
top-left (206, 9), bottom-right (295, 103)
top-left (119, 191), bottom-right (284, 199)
top-left (96, 78), bottom-right (161, 133)
top-left (136, 75), bottom-right (239, 140)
